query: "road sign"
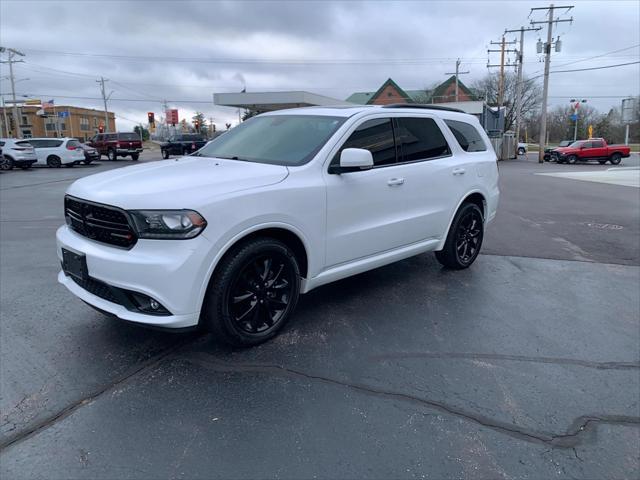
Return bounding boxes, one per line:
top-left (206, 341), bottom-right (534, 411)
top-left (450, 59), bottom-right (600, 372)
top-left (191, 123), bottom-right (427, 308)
top-left (570, 114), bottom-right (578, 121)
top-left (621, 98), bottom-right (637, 124)
top-left (57, 111), bottom-right (69, 118)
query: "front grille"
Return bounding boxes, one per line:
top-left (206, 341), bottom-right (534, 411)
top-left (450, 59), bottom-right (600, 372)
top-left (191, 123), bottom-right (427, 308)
top-left (65, 196), bottom-right (137, 248)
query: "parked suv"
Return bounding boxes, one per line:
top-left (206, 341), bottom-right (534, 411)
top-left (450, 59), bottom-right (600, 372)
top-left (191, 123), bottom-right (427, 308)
top-left (28, 138), bottom-right (86, 167)
top-left (0, 139), bottom-right (38, 170)
top-left (160, 134), bottom-right (208, 159)
top-left (57, 105), bottom-right (499, 346)
top-left (88, 132), bottom-right (143, 161)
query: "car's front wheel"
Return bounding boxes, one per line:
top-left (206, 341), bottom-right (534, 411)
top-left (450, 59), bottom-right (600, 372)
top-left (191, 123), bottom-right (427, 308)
top-left (131, 153), bottom-right (139, 161)
top-left (204, 237), bottom-right (301, 347)
top-left (435, 203), bottom-right (484, 270)
top-left (107, 149), bottom-right (117, 161)
top-left (161, 149), bottom-right (170, 159)
top-left (518, 147), bottom-right (526, 155)
top-left (567, 155), bottom-right (577, 164)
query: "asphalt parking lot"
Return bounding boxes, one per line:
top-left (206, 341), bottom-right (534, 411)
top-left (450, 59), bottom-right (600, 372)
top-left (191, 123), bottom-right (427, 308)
top-left (1, 152), bottom-right (639, 479)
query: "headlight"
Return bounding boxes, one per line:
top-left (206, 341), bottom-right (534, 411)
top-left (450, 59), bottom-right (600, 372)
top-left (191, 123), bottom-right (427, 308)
top-left (129, 210), bottom-right (207, 239)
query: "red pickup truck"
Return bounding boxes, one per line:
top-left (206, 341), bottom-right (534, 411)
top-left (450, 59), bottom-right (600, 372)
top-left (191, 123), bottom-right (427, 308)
top-left (551, 138), bottom-right (631, 165)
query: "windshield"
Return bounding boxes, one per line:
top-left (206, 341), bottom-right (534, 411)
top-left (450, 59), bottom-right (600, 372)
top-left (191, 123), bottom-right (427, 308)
top-left (196, 115), bottom-right (346, 166)
top-left (178, 134), bottom-right (204, 141)
top-left (568, 141), bottom-right (584, 148)
top-left (559, 141), bottom-right (572, 147)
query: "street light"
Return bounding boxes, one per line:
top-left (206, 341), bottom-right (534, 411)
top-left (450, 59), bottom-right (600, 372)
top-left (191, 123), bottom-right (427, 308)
top-left (569, 99), bottom-right (587, 142)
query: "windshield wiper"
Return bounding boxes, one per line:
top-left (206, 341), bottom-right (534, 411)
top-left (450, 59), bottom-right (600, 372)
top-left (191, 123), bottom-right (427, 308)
top-left (215, 155), bottom-right (250, 162)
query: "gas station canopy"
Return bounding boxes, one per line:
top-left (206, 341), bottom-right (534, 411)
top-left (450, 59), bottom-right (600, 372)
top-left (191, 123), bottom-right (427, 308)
top-left (213, 91), bottom-right (350, 113)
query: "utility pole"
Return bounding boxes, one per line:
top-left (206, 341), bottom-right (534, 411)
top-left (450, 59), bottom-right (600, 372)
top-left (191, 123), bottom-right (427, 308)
top-left (0, 46), bottom-right (26, 138)
top-left (445, 58), bottom-right (470, 102)
top-left (531, 4), bottom-right (574, 162)
top-left (97, 77), bottom-right (112, 133)
top-left (504, 26), bottom-right (541, 144)
top-left (1, 96), bottom-right (10, 137)
top-left (487, 37), bottom-right (517, 108)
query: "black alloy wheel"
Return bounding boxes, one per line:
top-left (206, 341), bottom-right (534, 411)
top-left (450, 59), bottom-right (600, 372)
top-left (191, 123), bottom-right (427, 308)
top-left (162, 149), bottom-right (170, 159)
top-left (205, 237), bottom-right (301, 347)
top-left (567, 155), bottom-right (577, 164)
top-left (229, 253), bottom-right (295, 334)
top-left (1, 156), bottom-right (14, 170)
top-left (435, 203), bottom-right (484, 269)
top-left (108, 149), bottom-right (117, 161)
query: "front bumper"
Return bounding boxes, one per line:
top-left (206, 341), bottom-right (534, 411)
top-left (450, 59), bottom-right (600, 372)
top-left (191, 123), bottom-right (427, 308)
top-left (56, 225), bottom-right (212, 328)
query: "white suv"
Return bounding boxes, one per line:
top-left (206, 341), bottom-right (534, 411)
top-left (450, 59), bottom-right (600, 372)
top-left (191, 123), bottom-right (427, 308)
top-left (56, 105), bottom-right (499, 346)
top-left (29, 137), bottom-right (86, 167)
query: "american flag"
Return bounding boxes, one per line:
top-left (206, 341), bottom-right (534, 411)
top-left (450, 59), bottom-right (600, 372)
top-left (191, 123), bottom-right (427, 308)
top-left (42, 99), bottom-right (54, 109)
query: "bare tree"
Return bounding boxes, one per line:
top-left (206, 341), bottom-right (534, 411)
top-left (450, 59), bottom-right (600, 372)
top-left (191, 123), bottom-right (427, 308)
top-left (470, 72), bottom-right (542, 132)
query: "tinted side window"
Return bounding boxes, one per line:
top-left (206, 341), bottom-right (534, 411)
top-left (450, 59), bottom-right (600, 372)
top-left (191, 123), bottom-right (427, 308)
top-left (444, 119), bottom-right (486, 152)
top-left (395, 118), bottom-right (450, 162)
top-left (106, 134), bottom-right (117, 141)
top-left (28, 139), bottom-right (43, 148)
top-left (333, 118), bottom-right (396, 167)
top-left (591, 140), bottom-right (604, 148)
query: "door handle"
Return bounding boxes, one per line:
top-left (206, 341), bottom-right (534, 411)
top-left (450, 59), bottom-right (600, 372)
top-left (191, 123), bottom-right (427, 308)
top-left (452, 168), bottom-right (466, 175)
top-left (387, 177), bottom-right (405, 186)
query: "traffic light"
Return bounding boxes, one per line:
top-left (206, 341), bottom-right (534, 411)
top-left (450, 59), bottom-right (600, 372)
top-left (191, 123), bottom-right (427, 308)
top-left (98, 124), bottom-right (104, 133)
top-left (147, 112), bottom-right (155, 126)
top-left (194, 119), bottom-right (200, 132)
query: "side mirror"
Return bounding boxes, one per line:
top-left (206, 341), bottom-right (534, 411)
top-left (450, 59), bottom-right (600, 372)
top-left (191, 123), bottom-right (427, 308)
top-left (340, 148), bottom-right (373, 170)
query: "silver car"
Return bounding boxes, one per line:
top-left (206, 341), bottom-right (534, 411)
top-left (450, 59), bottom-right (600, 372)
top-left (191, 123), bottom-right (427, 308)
top-left (0, 139), bottom-right (38, 170)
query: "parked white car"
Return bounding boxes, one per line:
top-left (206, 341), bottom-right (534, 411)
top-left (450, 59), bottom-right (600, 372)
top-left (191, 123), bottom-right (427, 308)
top-left (28, 137), bottom-right (86, 167)
top-left (57, 105), bottom-right (500, 346)
top-left (0, 138), bottom-right (38, 170)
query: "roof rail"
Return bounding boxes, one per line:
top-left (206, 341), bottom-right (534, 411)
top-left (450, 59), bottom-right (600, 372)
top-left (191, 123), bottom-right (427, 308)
top-left (381, 103), bottom-right (465, 113)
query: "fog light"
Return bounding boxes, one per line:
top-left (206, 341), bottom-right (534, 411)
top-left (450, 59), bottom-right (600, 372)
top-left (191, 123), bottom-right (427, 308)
top-left (127, 292), bottom-right (170, 315)
top-left (149, 299), bottom-right (160, 310)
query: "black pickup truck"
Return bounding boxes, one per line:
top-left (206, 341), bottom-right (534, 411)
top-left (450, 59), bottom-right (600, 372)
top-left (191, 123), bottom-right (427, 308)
top-left (160, 134), bottom-right (208, 159)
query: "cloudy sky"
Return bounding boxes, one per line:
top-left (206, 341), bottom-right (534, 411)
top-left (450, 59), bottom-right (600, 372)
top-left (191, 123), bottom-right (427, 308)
top-left (1, 0), bottom-right (638, 131)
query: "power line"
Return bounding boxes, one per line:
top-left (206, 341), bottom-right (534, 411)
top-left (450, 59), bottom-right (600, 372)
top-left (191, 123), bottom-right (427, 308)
top-left (551, 60), bottom-right (639, 73)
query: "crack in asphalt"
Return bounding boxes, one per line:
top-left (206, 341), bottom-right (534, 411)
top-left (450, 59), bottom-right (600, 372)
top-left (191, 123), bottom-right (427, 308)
top-left (0, 338), bottom-right (195, 451)
top-left (185, 352), bottom-right (640, 449)
top-left (368, 352), bottom-right (640, 371)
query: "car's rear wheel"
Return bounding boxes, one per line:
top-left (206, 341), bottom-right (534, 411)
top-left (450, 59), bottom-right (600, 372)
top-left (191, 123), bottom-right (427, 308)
top-left (47, 155), bottom-right (62, 168)
top-left (518, 147), bottom-right (526, 155)
top-left (162, 149), bottom-right (170, 159)
top-left (204, 237), bottom-right (301, 347)
top-left (567, 155), bottom-right (577, 164)
top-left (107, 149), bottom-right (117, 161)
top-left (609, 153), bottom-right (622, 165)
top-left (1, 156), bottom-right (14, 170)
top-left (131, 153), bottom-right (139, 161)
top-left (435, 203), bottom-right (484, 270)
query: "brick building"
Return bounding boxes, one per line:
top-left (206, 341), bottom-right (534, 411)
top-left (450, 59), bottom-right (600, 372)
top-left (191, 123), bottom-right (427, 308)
top-left (0, 104), bottom-right (116, 140)
top-left (346, 76), bottom-right (476, 105)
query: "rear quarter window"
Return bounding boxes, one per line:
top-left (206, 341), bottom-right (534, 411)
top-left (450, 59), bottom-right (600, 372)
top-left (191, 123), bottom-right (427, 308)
top-left (118, 133), bottom-right (140, 141)
top-left (444, 119), bottom-right (487, 152)
top-left (395, 117), bottom-right (451, 161)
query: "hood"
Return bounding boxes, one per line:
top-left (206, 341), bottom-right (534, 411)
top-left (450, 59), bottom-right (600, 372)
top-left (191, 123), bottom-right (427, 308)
top-left (67, 156), bottom-right (289, 209)
top-left (553, 147), bottom-right (574, 153)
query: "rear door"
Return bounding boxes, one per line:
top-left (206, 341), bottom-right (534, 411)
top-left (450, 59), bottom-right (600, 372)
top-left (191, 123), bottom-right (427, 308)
top-left (589, 140), bottom-right (606, 159)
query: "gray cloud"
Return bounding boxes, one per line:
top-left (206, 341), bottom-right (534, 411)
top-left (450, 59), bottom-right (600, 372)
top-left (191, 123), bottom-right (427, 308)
top-left (1, 0), bottom-right (638, 131)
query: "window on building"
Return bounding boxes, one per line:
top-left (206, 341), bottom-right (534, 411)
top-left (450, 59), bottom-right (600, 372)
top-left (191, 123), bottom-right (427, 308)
top-left (444, 119), bottom-right (487, 152)
top-left (93, 117), bottom-right (98, 127)
top-left (21, 115), bottom-right (30, 126)
top-left (332, 118), bottom-right (397, 168)
top-left (80, 117), bottom-right (90, 131)
top-left (395, 118), bottom-right (451, 162)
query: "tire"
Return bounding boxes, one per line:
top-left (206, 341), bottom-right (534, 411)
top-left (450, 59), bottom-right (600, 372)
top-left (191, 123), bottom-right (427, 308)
top-left (435, 203), bottom-right (484, 270)
top-left (83, 160), bottom-right (92, 165)
top-left (1, 156), bottom-right (14, 170)
top-left (47, 155), bottom-right (62, 168)
top-left (518, 147), bottom-right (526, 155)
top-left (598, 160), bottom-right (607, 165)
top-left (162, 149), bottom-right (170, 159)
top-left (609, 153), bottom-right (622, 165)
top-left (183, 148), bottom-right (190, 156)
top-left (131, 153), bottom-right (139, 161)
top-left (107, 149), bottom-right (117, 161)
top-left (567, 155), bottom-right (577, 164)
top-left (204, 237), bottom-right (301, 347)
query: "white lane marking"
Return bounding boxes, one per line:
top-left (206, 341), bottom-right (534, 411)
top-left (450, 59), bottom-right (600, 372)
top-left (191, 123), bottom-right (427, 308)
top-left (535, 168), bottom-right (640, 188)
